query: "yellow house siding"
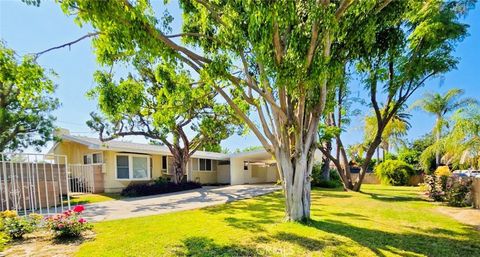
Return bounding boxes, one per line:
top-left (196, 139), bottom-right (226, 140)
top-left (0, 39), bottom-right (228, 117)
top-left (53, 140), bottom-right (227, 191)
top-left (190, 158), bottom-right (218, 184)
top-left (103, 152), bottom-right (167, 193)
top-left (53, 141), bottom-right (101, 164)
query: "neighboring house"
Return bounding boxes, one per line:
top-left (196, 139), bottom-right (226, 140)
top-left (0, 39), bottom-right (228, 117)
top-left (49, 130), bottom-right (321, 193)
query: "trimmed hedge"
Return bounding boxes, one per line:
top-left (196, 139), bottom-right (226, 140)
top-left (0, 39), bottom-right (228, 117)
top-left (121, 181), bottom-right (202, 197)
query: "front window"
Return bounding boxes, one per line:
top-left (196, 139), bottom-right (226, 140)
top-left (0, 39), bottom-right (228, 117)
top-left (199, 159), bottom-right (212, 171)
top-left (116, 154), bottom-right (150, 180)
top-left (116, 155), bottom-right (129, 179)
top-left (83, 153), bottom-right (103, 164)
top-left (132, 156), bottom-right (149, 179)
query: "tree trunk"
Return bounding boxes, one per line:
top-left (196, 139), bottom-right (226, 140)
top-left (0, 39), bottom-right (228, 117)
top-left (435, 116), bottom-right (441, 167)
top-left (353, 136), bottom-right (382, 191)
top-left (275, 147), bottom-right (315, 221)
top-left (321, 140), bottom-right (332, 181)
top-left (171, 148), bottom-right (188, 184)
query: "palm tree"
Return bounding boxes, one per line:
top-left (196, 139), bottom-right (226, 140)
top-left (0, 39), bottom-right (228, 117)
top-left (421, 105), bottom-right (480, 171)
top-left (413, 88), bottom-right (477, 167)
top-left (364, 110), bottom-right (411, 160)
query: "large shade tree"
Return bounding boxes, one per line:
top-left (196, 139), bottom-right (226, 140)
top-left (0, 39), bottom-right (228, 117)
top-left (54, 0), bottom-right (402, 221)
top-left (0, 42), bottom-right (59, 152)
top-left (87, 61), bottom-right (241, 184)
top-left (413, 88), bottom-right (477, 167)
top-left (318, 0), bottom-right (471, 191)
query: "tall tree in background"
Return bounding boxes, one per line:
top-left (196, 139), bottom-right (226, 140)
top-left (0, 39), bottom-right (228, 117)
top-left (0, 43), bottom-right (59, 152)
top-left (55, 0), bottom-right (398, 221)
top-left (87, 61), bottom-right (241, 184)
top-left (319, 0), bottom-right (471, 191)
top-left (413, 88), bottom-right (477, 167)
top-left (421, 104), bottom-right (480, 170)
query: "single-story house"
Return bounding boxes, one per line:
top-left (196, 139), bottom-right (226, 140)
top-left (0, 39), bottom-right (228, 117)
top-left (49, 130), bottom-right (322, 193)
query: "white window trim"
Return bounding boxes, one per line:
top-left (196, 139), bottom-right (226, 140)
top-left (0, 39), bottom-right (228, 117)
top-left (115, 153), bottom-right (151, 181)
top-left (198, 158), bottom-right (213, 172)
top-left (83, 152), bottom-right (103, 165)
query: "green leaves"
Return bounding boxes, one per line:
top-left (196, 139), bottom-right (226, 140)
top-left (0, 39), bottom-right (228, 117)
top-left (0, 42), bottom-right (59, 151)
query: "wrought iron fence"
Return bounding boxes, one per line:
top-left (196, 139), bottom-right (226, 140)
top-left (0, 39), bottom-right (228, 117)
top-left (0, 153), bottom-right (71, 216)
top-left (68, 164), bottom-right (98, 194)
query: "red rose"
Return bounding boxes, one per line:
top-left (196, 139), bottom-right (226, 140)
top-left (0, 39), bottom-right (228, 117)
top-left (78, 218), bottom-right (87, 224)
top-left (73, 205), bottom-right (85, 213)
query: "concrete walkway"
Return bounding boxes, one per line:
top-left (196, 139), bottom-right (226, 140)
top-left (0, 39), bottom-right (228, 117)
top-left (81, 184), bottom-right (281, 222)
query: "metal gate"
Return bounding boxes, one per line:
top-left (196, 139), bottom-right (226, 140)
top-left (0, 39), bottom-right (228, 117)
top-left (68, 164), bottom-right (96, 194)
top-left (0, 153), bottom-right (71, 215)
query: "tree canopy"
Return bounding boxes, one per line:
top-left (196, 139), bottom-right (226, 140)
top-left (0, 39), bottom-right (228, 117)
top-left (56, 0), bottom-right (474, 220)
top-left (0, 42), bottom-right (59, 152)
top-left (87, 60), bottom-right (242, 183)
top-left (319, 0), bottom-right (471, 191)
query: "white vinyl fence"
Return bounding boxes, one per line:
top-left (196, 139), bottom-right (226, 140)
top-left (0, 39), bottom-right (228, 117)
top-left (68, 164), bottom-right (97, 194)
top-left (0, 153), bottom-right (71, 215)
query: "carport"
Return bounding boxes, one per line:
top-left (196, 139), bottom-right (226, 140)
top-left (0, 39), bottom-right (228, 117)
top-left (229, 150), bottom-right (279, 185)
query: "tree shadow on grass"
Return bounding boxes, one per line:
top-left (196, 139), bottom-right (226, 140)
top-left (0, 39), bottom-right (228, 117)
top-left (203, 193), bottom-right (285, 232)
top-left (173, 236), bottom-right (264, 257)
top-left (306, 219), bottom-right (480, 257)
top-left (361, 191), bottom-right (423, 202)
top-left (270, 232), bottom-right (335, 251)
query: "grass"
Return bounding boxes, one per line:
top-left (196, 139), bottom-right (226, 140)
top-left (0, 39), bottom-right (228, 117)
top-left (67, 193), bottom-right (124, 205)
top-left (74, 185), bottom-right (480, 257)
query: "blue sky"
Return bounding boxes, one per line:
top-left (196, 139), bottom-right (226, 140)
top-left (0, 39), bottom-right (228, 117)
top-left (1, 1), bottom-right (479, 153)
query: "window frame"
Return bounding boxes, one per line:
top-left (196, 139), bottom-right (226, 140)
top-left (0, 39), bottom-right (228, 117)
top-left (198, 158), bottom-right (213, 172)
top-left (115, 153), bottom-right (151, 181)
top-left (83, 152), bottom-right (103, 165)
top-left (161, 155), bottom-right (168, 171)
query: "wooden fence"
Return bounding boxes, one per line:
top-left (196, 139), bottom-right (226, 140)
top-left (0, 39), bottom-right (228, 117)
top-left (473, 178), bottom-right (480, 209)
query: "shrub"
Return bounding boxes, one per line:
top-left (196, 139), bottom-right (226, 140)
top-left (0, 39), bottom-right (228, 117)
top-left (312, 164), bottom-right (342, 188)
top-left (445, 177), bottom-right (473, 207)
top-left (45, 205), bottom-right (92, 237)
top-left (374, 160), bottom-right (415, 186)
top-left (154, 176), bottom-right (169, 185)
top-left (1, 211), bottom-right (42, 239)
top-left (121, 181), bottom-right (202, 197)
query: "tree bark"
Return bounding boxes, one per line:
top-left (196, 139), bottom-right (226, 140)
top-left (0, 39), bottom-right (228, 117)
top-left (321, 140), bottom-right (332, 181)
top-left (276, 147), bottom-right (315, 221)
top-left (435, 116), bottom-right (441, 167)
top-left (353, 136), bottom-right (382, 191)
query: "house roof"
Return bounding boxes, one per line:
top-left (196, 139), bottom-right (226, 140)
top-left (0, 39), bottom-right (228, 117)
top-left (50, 134), bottom-right (322, 162)
top-left (53, 134), bottom-right (229, 160)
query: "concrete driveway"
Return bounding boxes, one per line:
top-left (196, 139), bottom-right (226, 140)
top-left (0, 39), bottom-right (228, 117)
top-left (81, 184), bottom-right (281, 222)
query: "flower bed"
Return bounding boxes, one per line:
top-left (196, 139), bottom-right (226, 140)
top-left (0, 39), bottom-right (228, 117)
top-left (0, 205), bottom-right (93, 250)
top-left (45, 205), bottom-right (92, 237)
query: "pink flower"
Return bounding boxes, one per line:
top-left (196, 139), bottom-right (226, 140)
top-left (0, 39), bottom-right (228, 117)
top-left (73, 205), bottom-right (85, 213)
top-left (78, 218), bottom-right (87, 224)
top-left (58, 224), bottom-right (64, 229)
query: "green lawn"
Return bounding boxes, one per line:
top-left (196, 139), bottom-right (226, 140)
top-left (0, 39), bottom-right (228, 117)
top-left (68, 193), bottom-right (124, 205)
top-left (75, 185), bottom-right (480, 257)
